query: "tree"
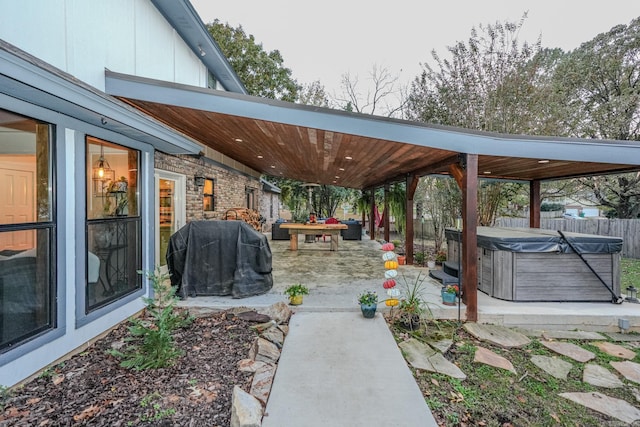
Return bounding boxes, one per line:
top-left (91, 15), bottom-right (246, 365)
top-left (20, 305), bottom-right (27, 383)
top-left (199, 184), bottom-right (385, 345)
top-left (298, 80), bottom-right (331, 107)
top-left (334, 64), bottom-right (408, 118)
top-left (552, 17), bottom-right (640, 218)
top-left (408, 15), bottom-right (545, 225)
top-left (206, 20), bottom-right (299, 101)
top-left (420, 177), bottom-right (461, 252)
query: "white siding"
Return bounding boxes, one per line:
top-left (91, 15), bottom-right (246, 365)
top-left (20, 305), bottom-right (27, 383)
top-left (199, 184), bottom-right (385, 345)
top-left (0, 0), bottom-right (207, 90)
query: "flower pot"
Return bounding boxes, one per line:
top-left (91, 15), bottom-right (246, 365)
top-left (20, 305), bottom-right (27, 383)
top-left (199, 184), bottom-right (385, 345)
top-left (427, 261), bottom-right (436, 269)
top-left (442, 292), bottom-right (457, 306)
top-left (289, 295), bottom-right (303, 305)
top-left (360, 303), bottom-right (377, 318)
top-left (397, 255), bottom-right (406, 265)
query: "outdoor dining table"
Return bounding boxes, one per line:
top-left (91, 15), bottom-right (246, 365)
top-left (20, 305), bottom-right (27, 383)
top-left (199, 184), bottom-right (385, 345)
top-left (279, 223), bottom-right (348, 251)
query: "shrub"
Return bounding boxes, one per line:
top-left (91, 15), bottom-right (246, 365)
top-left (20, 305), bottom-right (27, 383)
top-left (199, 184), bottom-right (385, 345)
top-left (108, 268), bottom-right (193, 370)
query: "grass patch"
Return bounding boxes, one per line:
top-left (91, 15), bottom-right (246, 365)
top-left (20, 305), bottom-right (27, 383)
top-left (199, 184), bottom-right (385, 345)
top-left (622, 257), bottom-right (640, 289)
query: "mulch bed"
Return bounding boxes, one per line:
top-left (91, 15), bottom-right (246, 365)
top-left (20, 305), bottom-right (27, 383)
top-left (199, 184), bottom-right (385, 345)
top-left (1, 311), bottom-right (257, 426)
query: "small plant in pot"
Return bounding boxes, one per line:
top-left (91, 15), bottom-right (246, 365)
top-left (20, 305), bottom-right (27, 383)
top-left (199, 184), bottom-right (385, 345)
top-left (413, 251), bottom-right (426, 266)
top-left (357, 290), bottom-right (378, 318)
top-left (441, 284), bottom-right (459, 306)
top-left (284, 283), bottom-right (308, 305)
top-left (435, 250), bottom-right (447, 265)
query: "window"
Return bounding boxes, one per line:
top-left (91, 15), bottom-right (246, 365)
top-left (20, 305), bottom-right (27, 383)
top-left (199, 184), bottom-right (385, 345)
top-left (0, 109), bottom-right (55, 352)
top-left (203, 178), bottom-right (214, 211)
top-left (86, 137), bottom-right (141, 312)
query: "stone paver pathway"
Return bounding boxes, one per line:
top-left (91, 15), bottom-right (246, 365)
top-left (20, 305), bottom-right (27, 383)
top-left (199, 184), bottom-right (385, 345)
top-left (541, 340), bottom-right (595, 363)
top-left (530, 355), bottom-right (573, 380)
top-left (560, 392), bottom-right (640, 424)
top-left (594, 341), bottom-right (637, 359)
top-left (611, 360), bottom-right (640, 384)
top-left (583, 363), bottom-right (623, 389)
top-left (473, 346), bottom-right (516, 374)
top-left (399, 338), bottom-right (466, 379)
top-left (542, 330), bottom-right (605, 340)
top-left (464, 323), bottom-right (530, 348)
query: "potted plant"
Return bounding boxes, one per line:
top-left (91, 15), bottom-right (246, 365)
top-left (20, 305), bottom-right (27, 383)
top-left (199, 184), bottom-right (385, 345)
top-left (284, 283), bottom-right (308, 305)
top-left (435, 250), bottom-right (447, 266)
top-left (413, 251), bottom-right (426, 266)
top-left (357, 290), bottom-right (378, 318)
top-left (442, 284), bottom-right (459, 306)
top-left (395, 272), bottom-right (430, 330)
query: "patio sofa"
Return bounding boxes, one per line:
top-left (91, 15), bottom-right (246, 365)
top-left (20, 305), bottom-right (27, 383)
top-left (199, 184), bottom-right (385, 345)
top-left (341, 220), bottom-right (362, 240)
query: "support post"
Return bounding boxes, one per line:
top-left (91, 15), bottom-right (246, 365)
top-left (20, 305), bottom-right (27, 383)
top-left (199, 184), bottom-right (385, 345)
top-left (529, 180), bottom-right (541, 228)
top-left (369, 189), bottom-right (375, 240)
top-left (406, 174), bottom-right (419, 265)
top-left (384, 184), bottom-right (390, 243)
top-left (461, 154), bottom-right (478, 322)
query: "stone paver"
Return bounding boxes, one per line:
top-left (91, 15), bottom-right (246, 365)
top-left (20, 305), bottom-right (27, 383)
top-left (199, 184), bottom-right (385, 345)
top-left (594, 341), bottom-right (636, 360)
top-left (464, 323), bottom-right (531, 348)
top-left (583, 363), bottom-right (623, 389)
top-left (474, 346), bottom-right (516, 374)
top-left (398, 338), bottom-right (466, 379)
top-left (542, 330), bottom-right (605, 340)
top-left (429, 338), bottom-right (453, 354)
top-left (531, 355), bottom-right (573, 380)
top-left (605, 332), bottom-right (640, 342)
top-left (611, 360), bottom-right (640, 384)
top-left (560, 392), bottom-right (640, 424)
top-left (541, 340), bottom-right (595, 363)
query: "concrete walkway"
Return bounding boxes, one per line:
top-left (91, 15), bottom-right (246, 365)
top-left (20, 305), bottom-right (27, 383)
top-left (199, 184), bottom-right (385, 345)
top-left (261, 311), bottom-right (437, 427)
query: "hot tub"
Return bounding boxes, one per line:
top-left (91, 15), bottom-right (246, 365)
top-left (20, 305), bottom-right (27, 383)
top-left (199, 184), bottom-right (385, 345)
top-left (445, 227), bottom-right (623, 302)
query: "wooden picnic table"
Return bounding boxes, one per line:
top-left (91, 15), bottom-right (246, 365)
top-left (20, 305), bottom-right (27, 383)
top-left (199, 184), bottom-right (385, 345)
top-left (279, 223), bottom-right (348, 251)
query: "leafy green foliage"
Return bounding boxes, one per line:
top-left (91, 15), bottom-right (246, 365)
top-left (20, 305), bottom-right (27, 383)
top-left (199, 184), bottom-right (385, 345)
top-left (284, 283), bottom-right (309, 297)
top-left (206, 20), bottom-right (299, 101)
top-left (108, 268), bottom-right (193, 370)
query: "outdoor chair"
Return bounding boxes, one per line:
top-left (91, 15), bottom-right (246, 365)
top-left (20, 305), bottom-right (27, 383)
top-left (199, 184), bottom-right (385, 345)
top-left (319, 217), bottom-right (340, 242)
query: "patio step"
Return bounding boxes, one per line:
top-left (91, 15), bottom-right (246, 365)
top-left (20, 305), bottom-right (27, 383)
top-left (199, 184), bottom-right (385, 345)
top-left (443, 261), bottom-right (461, 278)
top-left (428, 269), bottom-right (459, 286)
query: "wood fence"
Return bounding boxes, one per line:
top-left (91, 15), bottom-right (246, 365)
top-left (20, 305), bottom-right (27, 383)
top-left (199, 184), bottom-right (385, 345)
top-left (495, 218), bottom-right (640, 259)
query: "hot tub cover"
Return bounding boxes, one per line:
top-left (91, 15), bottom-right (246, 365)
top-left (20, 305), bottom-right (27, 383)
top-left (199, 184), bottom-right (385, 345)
top-left (445, 227), bottom-right (623, 254)
top-left (166, 220), bottom-right (273, 298)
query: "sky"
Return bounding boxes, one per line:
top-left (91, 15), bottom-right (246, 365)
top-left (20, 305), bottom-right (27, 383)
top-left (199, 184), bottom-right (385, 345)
top-left (190, 1), bottom-right (640, 96)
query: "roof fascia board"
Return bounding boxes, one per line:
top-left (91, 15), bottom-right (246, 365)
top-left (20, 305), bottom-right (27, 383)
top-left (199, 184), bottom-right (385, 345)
top-left (105, 71), bottom-right (640, 167)
top-left (0, 43), bottom-right (201, 154)
top-left (150, 0), bottom-right (247, 94)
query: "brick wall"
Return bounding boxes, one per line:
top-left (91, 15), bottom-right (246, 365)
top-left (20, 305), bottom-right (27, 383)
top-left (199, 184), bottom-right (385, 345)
top-left (155, 152), bottom-right (261, 222)
top-left (259, 190), bottom-right (280, 231)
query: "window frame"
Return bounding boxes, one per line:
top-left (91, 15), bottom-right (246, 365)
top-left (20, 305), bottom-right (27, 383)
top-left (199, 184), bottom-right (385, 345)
top-left (0, 110), bottom-right (56, 354)
top-left (84, 137), bottom-right (142, 314)
top-left (203, 178), bottom-right (215, 212)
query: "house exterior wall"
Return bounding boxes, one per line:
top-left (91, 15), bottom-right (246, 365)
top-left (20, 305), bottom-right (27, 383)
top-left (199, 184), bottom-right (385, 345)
top-left (0, 0), bottom-right (259, 387)
top-left (155, 152), bottom-right (261, 222)
top-left (0, 0), bottom-right (208, 90)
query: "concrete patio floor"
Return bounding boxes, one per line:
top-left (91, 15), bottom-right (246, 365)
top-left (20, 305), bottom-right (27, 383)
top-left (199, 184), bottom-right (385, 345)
top-left (177, 234), bottom-right (640, 333)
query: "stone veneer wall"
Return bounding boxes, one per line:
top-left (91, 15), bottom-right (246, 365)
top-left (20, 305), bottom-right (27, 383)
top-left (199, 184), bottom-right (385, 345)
top-left (259, 190), bottom-right (280, 231)
top-left (155, 151), bottom-right (261, 222)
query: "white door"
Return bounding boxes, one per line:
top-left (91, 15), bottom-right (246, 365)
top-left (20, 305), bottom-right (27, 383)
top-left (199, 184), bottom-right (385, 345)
top-left (155, 171), bottom-right (186, 266)
top-left (0, 157), bottom-right (35, 250)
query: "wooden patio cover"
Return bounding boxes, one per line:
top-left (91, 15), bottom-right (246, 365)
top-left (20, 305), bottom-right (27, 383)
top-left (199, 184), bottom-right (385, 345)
top-left (106, 71), bottom-right (640, 321)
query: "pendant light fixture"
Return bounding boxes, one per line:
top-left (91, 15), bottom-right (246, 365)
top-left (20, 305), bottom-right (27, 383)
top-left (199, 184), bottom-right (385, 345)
top-left (92, 144), bottom-right (114, 194)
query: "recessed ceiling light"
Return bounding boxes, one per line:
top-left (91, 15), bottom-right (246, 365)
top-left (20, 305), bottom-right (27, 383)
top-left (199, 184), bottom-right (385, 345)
top-left (333, 180), bottom-right (337, 184)
top-left (345, 156), bottom-right (353, 160)
top-left (335, 176), bottom-right (340, 179)
top-left (538, 159), bottom-right (550, 164)
top-left (234, 138), bottom-right (243, 142)
top-left (339, 168), bottom-right (345, 171)
top-left (483, 171), bottom-right (492, 175)
top-left (257, 155), bottom-right (263, 159)
top-left (270, 165), bottom-right (276, 168)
